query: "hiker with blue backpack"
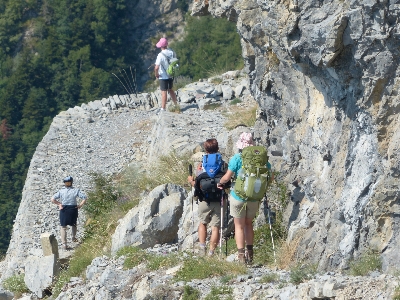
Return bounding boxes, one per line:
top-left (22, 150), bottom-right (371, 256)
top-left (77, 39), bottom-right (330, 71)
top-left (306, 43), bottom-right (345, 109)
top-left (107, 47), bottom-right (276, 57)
top-left (187, 138), bottom-right (230, 256)
top-left (154, 37), bottom-right (179, 113)
top-left (217, 132), bottom-right (273, 264)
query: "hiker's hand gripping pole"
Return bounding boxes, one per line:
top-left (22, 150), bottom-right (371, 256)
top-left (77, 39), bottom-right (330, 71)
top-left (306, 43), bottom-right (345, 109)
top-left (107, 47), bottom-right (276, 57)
top-left (188, 164), bottom-right (195, 254)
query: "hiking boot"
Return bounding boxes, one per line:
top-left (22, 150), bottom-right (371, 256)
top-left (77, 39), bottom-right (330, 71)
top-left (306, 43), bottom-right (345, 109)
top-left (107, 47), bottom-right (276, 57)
top-left (237, 249), bottom-right (246, 264)
top-left (197, 244), bottom-right (207, 256)
top-left (156, 108), bottom-right (165, 115)
top-left (245, 249), bottom-right (253, 265)
top-left (208, 250), bottom-right (215, 257)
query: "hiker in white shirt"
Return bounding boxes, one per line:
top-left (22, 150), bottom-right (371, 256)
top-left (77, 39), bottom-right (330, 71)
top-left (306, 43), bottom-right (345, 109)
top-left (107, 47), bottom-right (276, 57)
top-left (154, 38), bottom-right (179, 112)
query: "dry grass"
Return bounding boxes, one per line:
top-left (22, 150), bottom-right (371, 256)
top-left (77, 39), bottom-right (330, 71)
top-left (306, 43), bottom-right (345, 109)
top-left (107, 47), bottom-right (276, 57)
top-left (276, 230), bottom-right (304, 270)
top-left (223, 102), bottom-right (258, 130)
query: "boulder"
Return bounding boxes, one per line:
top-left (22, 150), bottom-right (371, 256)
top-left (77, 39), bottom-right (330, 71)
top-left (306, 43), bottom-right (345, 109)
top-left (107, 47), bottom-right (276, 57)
top-left (221, 85), bottom-right (233, 100)
top-left (24, 254), bottom-right (59, 298)
top-left (40, 233), bottom-right (59, 258)
top-left (0, 290), bottom-right (13, 300)
top-left (111, 184), bottom-right (187, 254)
top-left (177, 191), bottom-right (200, 251)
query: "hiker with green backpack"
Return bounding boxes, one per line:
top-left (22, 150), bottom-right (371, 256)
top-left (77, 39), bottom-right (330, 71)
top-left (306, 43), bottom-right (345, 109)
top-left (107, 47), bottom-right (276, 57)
top-left (217, 132), bottom-right (273, 264)
top-left (154, 37), bottom-right (179, 113)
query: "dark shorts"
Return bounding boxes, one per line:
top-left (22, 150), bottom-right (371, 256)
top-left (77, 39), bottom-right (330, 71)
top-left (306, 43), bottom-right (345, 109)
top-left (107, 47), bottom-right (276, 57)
top-left (159, 78), bottom-right (173, 91)
top-left (60, 205), bottom-right (78, 226)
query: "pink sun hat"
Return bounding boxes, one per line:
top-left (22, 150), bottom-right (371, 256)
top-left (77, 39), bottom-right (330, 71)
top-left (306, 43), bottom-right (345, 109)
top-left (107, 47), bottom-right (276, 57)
top-left (236, 132), bottom-right (253, 149)
top-left (156, 38), bottom-right (168, 48)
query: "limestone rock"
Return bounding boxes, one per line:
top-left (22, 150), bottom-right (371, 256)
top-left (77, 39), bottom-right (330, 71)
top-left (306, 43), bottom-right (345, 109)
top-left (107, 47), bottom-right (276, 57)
top-left (111, 184), bottom-right (187, 254)
top-left (24, 254), bottom-right (59, 298)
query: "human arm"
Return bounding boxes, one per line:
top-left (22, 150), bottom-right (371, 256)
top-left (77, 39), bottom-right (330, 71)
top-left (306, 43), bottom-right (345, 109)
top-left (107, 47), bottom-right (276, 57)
top-left (154, 65), bottom-right (160, 78)
top-left (77, 199), bottom-right (86, 209)
top-left (217, 170), bottom-right (234, 189)
top-left (51, 197), bottom-right (63, 210)
top-left (77, 190), bottom-right (87, 209)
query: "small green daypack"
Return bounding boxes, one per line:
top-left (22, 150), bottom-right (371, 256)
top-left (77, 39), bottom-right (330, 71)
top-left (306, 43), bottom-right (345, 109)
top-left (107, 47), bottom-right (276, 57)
top-left (233, 146), bottom-right (270, 201)
top-left (161, 53), bottom-right (179, 78)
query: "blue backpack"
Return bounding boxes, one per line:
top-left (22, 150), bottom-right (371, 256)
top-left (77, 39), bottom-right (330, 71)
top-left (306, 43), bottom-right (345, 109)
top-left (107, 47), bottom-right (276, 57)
top-left (202, 153), bottom-right (223, 178)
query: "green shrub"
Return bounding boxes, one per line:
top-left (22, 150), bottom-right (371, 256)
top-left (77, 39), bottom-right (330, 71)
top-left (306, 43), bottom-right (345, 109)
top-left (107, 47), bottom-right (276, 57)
top-left (85, 173), bottom-right (120, 220)
top-left (168, 103), bottom-right (181, 113)
top-left (147, 253), bottom-right (181, 271)
top-left (289, 263), bottom-right (317, 284)
top-left (2, 274), bottom-right (29, 295)
top-left (230, 98), bottom-right (242, 105)
top-left (175, 256), bottom-right (246, 282)
top-left (210, 77), bottom-right (223, 84)
top-left (117, 246), bottom-right (149, 269)
top-left (182, 285), bottom-right (201, 300)
top-left (203, 103), bottom-right (222, 110)
top-left (260, 273), bottom-right (280, 283)
top-left (348, 251), bottom-right (382, 276)
top-left (204, 286), bottom-right (233, 300)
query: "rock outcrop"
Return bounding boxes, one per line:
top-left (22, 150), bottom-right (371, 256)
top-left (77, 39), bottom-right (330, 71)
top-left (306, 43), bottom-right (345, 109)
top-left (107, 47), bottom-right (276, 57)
top-left (111, 183), bottom-right (187, 254)
top-left (192, 0), bottom-right (400, 272)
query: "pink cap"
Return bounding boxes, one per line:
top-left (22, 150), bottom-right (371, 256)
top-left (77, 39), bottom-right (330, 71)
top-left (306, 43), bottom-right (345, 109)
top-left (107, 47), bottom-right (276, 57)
top-left (156, 38), bottom-right (168, 48)
top-left (236, 132), bottom-right (253, 149)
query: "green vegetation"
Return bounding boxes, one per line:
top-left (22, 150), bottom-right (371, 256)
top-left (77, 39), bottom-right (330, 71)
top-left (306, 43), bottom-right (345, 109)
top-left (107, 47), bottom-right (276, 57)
top-left (393, 286), bottom-right (400, 300)
top-left (172, 15), bottom-right (243, 81)
top-left (348, 251), bottom-right (382, 276)
top-left (117, 246), bottom-right (180, 270)
top-left (230, 98), bottom-right (242, 105)
top-left (2, 274), bottom-right (29, 296)
top-left (182, 285), bottom-right (201, 300)
top-left (175, 256), bottom-right (246, 282)
top-left (223, 103), bottom-right (258, 130)
top-left (260, 273), bottom-right (280, 283)
top-left (289, 263), bottom-right (317, 284)
top-left (204, 286), bottom-right (234, 300)
top-left (203, 103), bottom-right (222, 110)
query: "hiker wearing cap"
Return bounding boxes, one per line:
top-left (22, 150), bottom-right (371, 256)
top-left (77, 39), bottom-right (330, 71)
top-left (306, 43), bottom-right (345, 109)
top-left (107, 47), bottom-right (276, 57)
top-left (51, 176), bottom-right (87, 250)
top-left (218, 132), bottom-right (273, 264)
top-left (154, 37), bottom-right (179, 112)
top-left (187, 138), bottom-right (228, 256)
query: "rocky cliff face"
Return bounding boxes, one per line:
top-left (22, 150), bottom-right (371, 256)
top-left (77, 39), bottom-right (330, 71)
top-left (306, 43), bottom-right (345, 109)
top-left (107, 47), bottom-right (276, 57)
top-left (192, 0), bottom-right (400, 271)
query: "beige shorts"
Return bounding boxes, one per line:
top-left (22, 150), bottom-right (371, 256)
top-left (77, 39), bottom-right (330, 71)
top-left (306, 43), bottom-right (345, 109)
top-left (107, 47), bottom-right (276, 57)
top-left (198, 200), bottom-right (224, 228)
top-left (229, 194), bottom-right (260, 219)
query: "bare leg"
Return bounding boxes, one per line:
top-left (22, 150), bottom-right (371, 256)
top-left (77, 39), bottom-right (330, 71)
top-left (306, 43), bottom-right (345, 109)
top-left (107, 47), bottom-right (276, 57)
top-left (71, 225), bottom-right (77, 241)
top-left (168, 89), bottom-right (178, 105)
top-left (198, 223), bottom-right (207, 244)
top-left (61, 226), bottom-right (67, 246)
top-left (234, 217), bottom-right (246, 249)
top-left (209, 226), bottom-right (220, 251)
top-left (244, 218), bottom-right (254, 245)
top-left (161, 90), bottom-right (167, 109)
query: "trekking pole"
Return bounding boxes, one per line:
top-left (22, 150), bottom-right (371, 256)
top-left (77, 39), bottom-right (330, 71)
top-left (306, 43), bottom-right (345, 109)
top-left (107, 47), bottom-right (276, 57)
top-left (265, 195), bottom-right (276, 263)
top-left (220, 188), bottom-right (223, 256)
top-left (225, 193), bottom-right (229, 257)
top-left (188, 164), bottom-right (195, 254)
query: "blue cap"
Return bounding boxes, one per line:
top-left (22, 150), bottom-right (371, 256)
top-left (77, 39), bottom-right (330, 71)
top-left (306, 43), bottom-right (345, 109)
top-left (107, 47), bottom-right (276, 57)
top-left (63, 176), bottom-right (73, 183)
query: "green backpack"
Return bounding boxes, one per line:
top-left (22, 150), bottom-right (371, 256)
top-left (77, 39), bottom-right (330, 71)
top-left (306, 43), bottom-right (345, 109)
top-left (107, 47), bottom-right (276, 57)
top-left (233, 146), bottom-right (270, 201)
top-left (161, 53), bottom-right (179, 78)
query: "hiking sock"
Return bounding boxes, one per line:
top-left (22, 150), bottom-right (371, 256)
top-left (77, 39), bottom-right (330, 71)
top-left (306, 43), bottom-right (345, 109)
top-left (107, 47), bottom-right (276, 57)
top-left (246, 245), bottom-right (254, 263)
top-left (238, 248), bottom-right (246, 264)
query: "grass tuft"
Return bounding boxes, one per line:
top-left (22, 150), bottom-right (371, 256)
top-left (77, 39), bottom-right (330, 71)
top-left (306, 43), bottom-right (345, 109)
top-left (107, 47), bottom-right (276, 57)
top-left (174, 75), bottom-right (193, 90)
top-left (2, 274), bottom-right (29, 296)
top-left (289, 263), bottom-right (317, 284)
top-left (348, 251), bottom-right (382, 276)
top-left (223, 103), bottom-right (257, 130)
top-left (182, 285), bottom-right (201, 300)
top-left (175, 256), bottom-right (246, 282)
top-left (260, 272), bottom-right (280, 283)
top-left (203, 103), bottom-right (222, 110)
top-left (204, 285), bottom-right (234, 300)
top-left (229, 98), bottom-right (242, 105)
top-left (393, 286), bottom-right (400, 300)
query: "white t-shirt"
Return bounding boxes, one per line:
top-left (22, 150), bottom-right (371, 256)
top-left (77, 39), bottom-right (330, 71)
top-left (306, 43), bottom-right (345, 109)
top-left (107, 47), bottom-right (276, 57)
top-left (155, 48), bottom-right (176, 80)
